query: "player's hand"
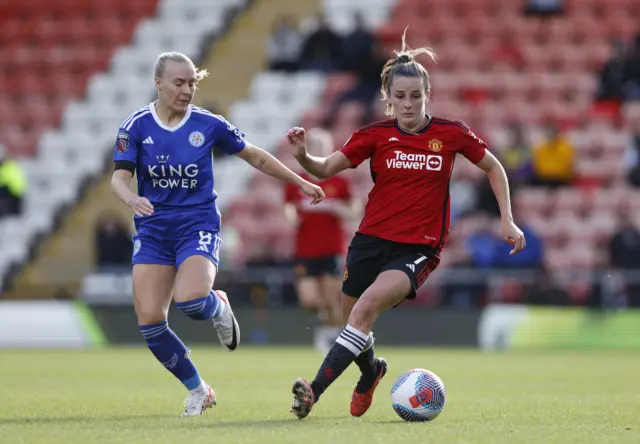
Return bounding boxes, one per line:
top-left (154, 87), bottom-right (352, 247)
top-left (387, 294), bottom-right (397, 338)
top-left (287, 127), bottom-right (307, 160)
top-left (129, 196), bottom-right (154, 217)
top-left (298, 180), bottom-right (325, 205)
top-left (502, 219), bottom-right (526, 255)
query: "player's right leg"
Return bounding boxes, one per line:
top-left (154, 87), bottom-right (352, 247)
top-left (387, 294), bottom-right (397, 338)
top-left (133, 263), bottom-right (215, 416)
top-left (132, 235), bottom-right (215, 416)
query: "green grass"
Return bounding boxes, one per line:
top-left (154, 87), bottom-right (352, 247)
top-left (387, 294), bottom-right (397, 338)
top-left (0, 347), bottom-right (638, 443)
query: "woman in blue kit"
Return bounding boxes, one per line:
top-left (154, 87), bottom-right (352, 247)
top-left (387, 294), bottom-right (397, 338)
top-left (111, 52), bottom-right (325, 416)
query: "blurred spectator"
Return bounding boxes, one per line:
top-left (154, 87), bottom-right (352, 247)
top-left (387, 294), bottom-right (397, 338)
top-left (0, 144), bottom-right (27, 217)
top-left (474, 177), bottom-right (501, 218)
top-left (623, 118), bottom-right (640, 186)
top-left (339, 13), bottom-right (374, 73)
top-left (465, 215), bottom-right (500, 269)
top-left (607, 204), bottom-right (640, 270)
top-left (494, 221), bottom-right (543, 270)
top-left (326, 41), bottom-right (386, 127)
top-left (267, 15), bottom-right (302, 73)
top-left (299, 14), bottom-right (341, 73)
top-left (500, 123), bottom-right (533, 188)
top-left (524, 0), bottom-right (565, 17)
top-left (596, 40), bottom-right (627, 101)
top-left (623, 34), bottom-right (640, 101)
top-left (94, 213), bottom-right (133, 268)
top-left (530, 123), bottom-right (574, 188)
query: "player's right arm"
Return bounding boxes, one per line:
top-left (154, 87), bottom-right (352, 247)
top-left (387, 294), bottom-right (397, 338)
top-left (111, 125), bottom-right (154, 217)
top-left (287, 127), bottom-right (352, 179)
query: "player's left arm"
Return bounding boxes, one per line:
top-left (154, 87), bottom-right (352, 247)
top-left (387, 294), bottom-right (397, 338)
top-left (475, 151), bottom-right (526, 255)
top-left (236, 142), bottom-right (325, 205)
top-left (459, 124), bottom-right (525, 255)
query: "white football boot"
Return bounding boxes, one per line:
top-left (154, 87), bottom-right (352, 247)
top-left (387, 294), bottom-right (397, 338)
top-left (211, 290), bottom-right (240, 351)
top-left (182, 384), bottom-right (216, 417)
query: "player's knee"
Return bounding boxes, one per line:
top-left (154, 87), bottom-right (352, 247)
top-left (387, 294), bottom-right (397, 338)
top-left (135, 306), bottom-right (168, 326)
top-left (175, 289), bottom-right (212, 319)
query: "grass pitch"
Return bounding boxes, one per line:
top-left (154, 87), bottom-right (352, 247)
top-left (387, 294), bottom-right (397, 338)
top-left (0, 347), bottom-right (638, 444)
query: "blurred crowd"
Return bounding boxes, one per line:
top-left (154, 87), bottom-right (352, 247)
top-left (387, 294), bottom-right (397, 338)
top-left (260, 9), bottom-right (640, 309)
top-left (85, 5), bottom-right (640, 309)
top-left (0, 144), bottom-right (26, 219)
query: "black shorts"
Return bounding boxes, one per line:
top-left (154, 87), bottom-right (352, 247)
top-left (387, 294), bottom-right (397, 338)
top-left (342, 233), bottom-right (440, 300)
top-left (294, 255), bottom-right (342, 278)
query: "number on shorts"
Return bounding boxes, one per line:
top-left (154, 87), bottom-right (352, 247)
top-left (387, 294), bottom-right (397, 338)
top-left (197, 231), bottom-right (213, 253)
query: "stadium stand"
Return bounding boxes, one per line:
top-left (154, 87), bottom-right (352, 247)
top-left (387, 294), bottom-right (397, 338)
top-left (0, 0), bottom-right (251, 295)
top-left (220, 0), bottom-right (640, 304)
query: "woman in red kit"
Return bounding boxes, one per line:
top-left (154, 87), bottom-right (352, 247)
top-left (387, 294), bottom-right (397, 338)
top-left (284, 128), bottom-right (361, 353)
top-left (287, 31), bottom-right (526, 420)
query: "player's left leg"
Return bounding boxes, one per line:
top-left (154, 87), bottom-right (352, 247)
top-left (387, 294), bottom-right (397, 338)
top-left (293, 252), bottom-right (440, 419)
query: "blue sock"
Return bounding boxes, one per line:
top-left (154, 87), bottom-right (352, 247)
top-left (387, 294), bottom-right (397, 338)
top-left (139, 321), bottom-right (203, 391)
top-left (176, 290), bottom-right (222, 320)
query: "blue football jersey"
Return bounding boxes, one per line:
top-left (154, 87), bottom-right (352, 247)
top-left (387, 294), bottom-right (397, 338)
top-left (113, 102), bottom-right (246, 239)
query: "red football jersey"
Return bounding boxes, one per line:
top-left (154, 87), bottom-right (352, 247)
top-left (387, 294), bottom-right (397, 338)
top-left (339, 117), bottom-right (487, 250)
top-left (285, 173), bottom-right (352, 258)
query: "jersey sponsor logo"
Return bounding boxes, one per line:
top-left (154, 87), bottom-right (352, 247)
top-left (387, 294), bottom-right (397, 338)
top-left (428, 138), bottom-right (443, 152)
top-left (426, 155), bottom-right (442, 171)
top-left (386, 151), bottom-right (443, 171)
top-left (148, 160), bottom-right (199, 189)
top-left (189, 131), bottom-right (206, 147)
top-left (115, 130), bottom-right (129, 153)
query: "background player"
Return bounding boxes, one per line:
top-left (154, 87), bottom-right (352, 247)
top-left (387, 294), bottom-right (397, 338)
top-left (284, 128), bottom-right (361, 353)
top-left (287, 32), bottom-right (526, 420)
top-left (110, 52), bottom-right (324, 417)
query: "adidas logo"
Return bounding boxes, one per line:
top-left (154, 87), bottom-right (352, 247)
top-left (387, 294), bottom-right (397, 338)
top-left (389, 137), bottom-right (399, 142)
top-left (143, 136), bottom-right (154, 144)
top-left (406, 263), bottom-right (415, 272)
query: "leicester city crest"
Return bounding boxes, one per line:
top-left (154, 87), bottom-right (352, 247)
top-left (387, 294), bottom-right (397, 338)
top-left (189, 131), bottom-right (205, 147)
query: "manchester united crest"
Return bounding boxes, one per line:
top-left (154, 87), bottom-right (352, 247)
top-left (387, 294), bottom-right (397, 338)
top-left (428, 138), bottom-right (443, 152)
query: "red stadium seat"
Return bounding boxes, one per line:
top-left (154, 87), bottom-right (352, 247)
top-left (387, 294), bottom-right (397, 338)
top-left (0, 0), bottom-right (158, 156)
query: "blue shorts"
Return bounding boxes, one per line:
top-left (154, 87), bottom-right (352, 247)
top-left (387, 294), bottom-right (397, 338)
top-left (131, 230), bottom-right (221, 269)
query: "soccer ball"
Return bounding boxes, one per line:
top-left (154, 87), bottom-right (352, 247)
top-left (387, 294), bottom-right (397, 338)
top-left (390, 369), bottom-right (446, 422)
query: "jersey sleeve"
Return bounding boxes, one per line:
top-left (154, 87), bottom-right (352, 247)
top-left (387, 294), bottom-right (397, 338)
top-left (456, 121), bottom-right (488, 164)
top-left (113, 125), bottom-right (139, 167)
top-left (212, 116), bottom-right (246, 155)
top-left (339, 129), bottom-right (374, 168)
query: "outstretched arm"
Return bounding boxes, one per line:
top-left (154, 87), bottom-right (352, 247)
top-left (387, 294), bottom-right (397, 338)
top-left (235, 142), bottom-right (325, 205)
top-left (475, 151), bottom-right (526, 255)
